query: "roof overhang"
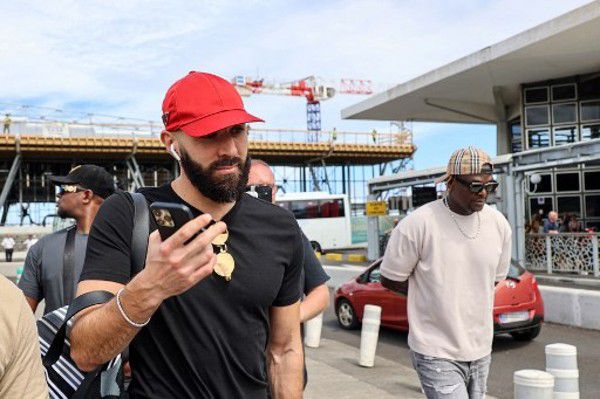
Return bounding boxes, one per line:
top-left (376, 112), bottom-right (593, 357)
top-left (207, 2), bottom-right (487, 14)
top-left (342, 2), bottom-right (600, 124)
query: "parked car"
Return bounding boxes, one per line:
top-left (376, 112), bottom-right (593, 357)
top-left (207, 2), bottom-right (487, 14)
top-left (334, 259), bottom-right (544, 341)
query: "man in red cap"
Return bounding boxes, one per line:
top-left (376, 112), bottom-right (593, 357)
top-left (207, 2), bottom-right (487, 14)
top-left (71, 72), bottom-right (305, 398)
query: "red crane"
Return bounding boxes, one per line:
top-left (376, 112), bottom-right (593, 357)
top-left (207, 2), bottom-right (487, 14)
top-left (232, 75), bottom-right (373, 131)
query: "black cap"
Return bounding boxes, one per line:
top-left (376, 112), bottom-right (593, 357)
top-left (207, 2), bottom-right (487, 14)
top-left (50, 165), bottom-right (116, 199)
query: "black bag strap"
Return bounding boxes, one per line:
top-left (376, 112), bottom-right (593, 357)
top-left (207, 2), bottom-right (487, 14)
top-left (130, 192), bottom-right (150, 275)
top-left (43, 290), bottom-right (115, 367)
top-left (62, 226), bottom-right (77, 305)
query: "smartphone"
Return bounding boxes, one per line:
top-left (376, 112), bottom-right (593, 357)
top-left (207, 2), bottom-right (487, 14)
top-left (150, 202), bottom-right (198, 242)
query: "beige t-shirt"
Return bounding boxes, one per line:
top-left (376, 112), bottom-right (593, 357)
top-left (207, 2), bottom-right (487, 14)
top-left (381, 199), bottom-right (512, 361)
top-left (0, 276), bottom-right (48, 398)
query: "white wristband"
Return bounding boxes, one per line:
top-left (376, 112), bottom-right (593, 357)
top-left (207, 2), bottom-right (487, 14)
top-left (116, 288), bottom-right (151, 328)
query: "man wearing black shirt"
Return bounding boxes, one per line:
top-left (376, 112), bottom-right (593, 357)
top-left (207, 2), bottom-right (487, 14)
top-left (70, 72), bottom-right (305, 398)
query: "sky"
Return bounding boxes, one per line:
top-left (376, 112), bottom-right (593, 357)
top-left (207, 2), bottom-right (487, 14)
top-left (0, 0), bottom-right (593, 170)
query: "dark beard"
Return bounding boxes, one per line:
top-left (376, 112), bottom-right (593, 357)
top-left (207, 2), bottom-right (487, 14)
top-left (57, 206), bottom-right (73, 219)
top-left (179, 149), bottom-right (250, 203)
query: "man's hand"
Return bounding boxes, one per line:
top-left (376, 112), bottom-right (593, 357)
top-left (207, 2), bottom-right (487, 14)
top-left (131, 213), bottom-right (227, 306)
top-left (71, 213), bottom-right (226, 371)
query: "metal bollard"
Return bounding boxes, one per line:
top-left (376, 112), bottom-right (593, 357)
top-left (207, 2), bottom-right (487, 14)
top-left (359, 304), bottom-right (381, 367)
top-left (546, 343), bottom-right (579, 398)
top-left (304, 312), bottom-right (323, 348)
top-left (514, 369), bottom-right (554, 399)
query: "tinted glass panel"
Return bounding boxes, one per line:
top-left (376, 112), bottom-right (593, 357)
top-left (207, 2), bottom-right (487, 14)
top-left (552, 84), bottom-right (576, 101)
top-left (525, 106), bottom-right (549, 126)
top-left (529, 197), bottom-right (553, 219)
top-left (281, 199), bottom-right (345, 219)
top-left (524, 87), bottom-right (548, 104)
top-left (368, 267), bottom-right (381, 283)
top-left (584, 171), bottom-right (600, 190)
top-left (581, 101), bottom-right (600, 122)
top-left (579, 77), bottom-right (600, 101)
top-left (585, 195), bottom-right (600, 218)
top-left (552, 103), bottom-right (577, 124)
top-left (557, 196), bottom-right (581, 218)
top-left (581, 124), bottom-right (600, 141)
top-left (586, 221), bottom-right (600, 232)
top-left (553, 126), bottom-right (578, 146)
top-left (527, 129), bottom-right (550, 148)
top-left (556, 173), bottom-right (580, 192)
top-left (510, 121), bottom-right (522, 153)
top-left (530, 174), bottom-right (552, 193)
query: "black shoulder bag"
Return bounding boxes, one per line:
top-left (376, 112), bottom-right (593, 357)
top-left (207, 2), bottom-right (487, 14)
top-left (37, 192), bottom-right (150, 399)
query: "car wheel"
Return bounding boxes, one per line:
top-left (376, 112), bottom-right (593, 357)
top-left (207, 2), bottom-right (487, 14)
top-left (336, 299), bottom-right (359, 330)
top-left (510, 325), bottom-right (542, 341)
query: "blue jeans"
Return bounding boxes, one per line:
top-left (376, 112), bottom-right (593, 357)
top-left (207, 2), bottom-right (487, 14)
top-left (410, 351), bottom-right (491, 399)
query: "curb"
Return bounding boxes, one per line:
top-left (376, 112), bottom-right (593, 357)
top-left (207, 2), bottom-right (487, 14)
top-left (322, 252), bottom-right (367, 263)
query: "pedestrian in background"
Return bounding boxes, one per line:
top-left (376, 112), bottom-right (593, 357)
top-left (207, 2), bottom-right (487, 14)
top-left (24, 234), bottom-right (38, 251)
top-left (543, 210), bottom-right (560, 234)
top-left (18, 164), bottom-right (116, 313)
top-left (3, 113), bottom-right (11, 137)
top-left (1, 235), bottom-right (15, 262)
top-left (0, 275), bottom-right (48, 398)
top-left (381, 147), bottom-right (511, 399)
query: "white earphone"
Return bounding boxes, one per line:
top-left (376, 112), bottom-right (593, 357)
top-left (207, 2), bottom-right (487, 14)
top-left (169, 143), bottom-right (181, 162)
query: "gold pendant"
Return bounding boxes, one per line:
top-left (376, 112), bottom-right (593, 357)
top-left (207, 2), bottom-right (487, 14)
top-left (214, 252), bottom-right (235, 281)
top-left (212, 230), bottom-right (229, 246)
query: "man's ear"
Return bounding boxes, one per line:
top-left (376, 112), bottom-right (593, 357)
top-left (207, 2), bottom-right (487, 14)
top-left (81, 190), bottom-right (94, 204)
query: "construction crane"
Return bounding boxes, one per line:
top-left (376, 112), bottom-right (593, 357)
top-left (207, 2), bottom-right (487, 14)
top-left (232, 75), bottom-right (373, 131)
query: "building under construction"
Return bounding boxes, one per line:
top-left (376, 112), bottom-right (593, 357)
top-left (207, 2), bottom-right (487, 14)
top-left (0, 118), bottom-right (414, 225)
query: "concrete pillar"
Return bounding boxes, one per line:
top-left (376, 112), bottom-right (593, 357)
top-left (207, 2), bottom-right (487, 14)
top-left (366, 194), bottom-right (380, 261)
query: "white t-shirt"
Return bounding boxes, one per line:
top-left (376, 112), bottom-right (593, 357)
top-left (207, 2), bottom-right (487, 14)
top-left (381, 199), bottom-right (512, 361)
top-left (24, 238), bottom-right (38, 250)
top-left (1, 237), bottom-right (15, 250)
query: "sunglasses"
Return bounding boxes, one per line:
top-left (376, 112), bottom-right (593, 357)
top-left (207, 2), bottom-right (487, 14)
top-left (57, 184), bottom-right (88, 195)
top-left (453, 176), bottom-right (499, 194)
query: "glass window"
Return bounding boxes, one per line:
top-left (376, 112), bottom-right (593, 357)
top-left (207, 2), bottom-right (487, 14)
top-left (586, 220), bottom-right (600, 232)
top-left (525, 106), bottom-right (550, 126)
top-left (524, 87), bottom-right (548, 104)
top-left (283, 199), bottom-right (345, 219)
top-left (510, 120), bottom-right (522, 153)
top-left (529, 197), bottom-right (553, 219)
top-left (553, 126), bottom-right (578, 146)
top-left (557, 196), bottom-right (581, 218)
top-left (527, 128), bottom-right (550, 149)
top-left (580, 101), bottom-right (600, 122)
top-left (529, 174), bottom-right (552, 193)
top-left (581, 124), bottom-right (600, 141)
top-left (368, 267), bottom-right (381, 283)
top-left (585, 195), bottom-right (600, 218)
top-left (551, 84), bottom-right (577, 101)
top-left (579, 77), bottom-right (600, 101)
top-left (552, 103), bottom-right (577, 124)
top-left (556, 172), bottom-right (580, 192)
top-left (584, 171), bottom-right (600, 190)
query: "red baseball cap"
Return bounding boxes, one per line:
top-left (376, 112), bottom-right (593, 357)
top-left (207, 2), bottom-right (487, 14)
top-left (162, 71), bottom-right (263, 137)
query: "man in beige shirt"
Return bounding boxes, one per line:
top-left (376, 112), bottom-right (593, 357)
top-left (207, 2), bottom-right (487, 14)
top-left (0, 275), bottom-right (48, 398)
top-left (381, 147), bottom-right (511, 399)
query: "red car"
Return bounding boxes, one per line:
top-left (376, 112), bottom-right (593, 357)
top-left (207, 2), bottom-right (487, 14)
top-left (334, 259), bottom-right (544, 341)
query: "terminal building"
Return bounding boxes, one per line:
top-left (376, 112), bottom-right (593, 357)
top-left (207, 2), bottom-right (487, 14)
top-left (343, 1), bottom-right (600, 265)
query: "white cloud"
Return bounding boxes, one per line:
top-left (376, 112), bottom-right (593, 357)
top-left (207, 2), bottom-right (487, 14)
top-left (0, 0), bottom-right (592, 137)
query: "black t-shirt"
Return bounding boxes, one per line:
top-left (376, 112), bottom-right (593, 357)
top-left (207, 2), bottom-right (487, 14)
top-left (300, 235), bottom-right (329, 295)
top-left (80, 184), bottom-right (304, 399)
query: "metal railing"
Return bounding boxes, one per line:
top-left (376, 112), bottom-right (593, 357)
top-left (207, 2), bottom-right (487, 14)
top-left (4, 120), bottom-right (413, 147)
top-left (525, 233), bottom-right (600, 277)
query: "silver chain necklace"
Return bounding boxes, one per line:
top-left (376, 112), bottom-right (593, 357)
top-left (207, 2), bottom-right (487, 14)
top-left (443, 197), bottom-right (481, 240)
